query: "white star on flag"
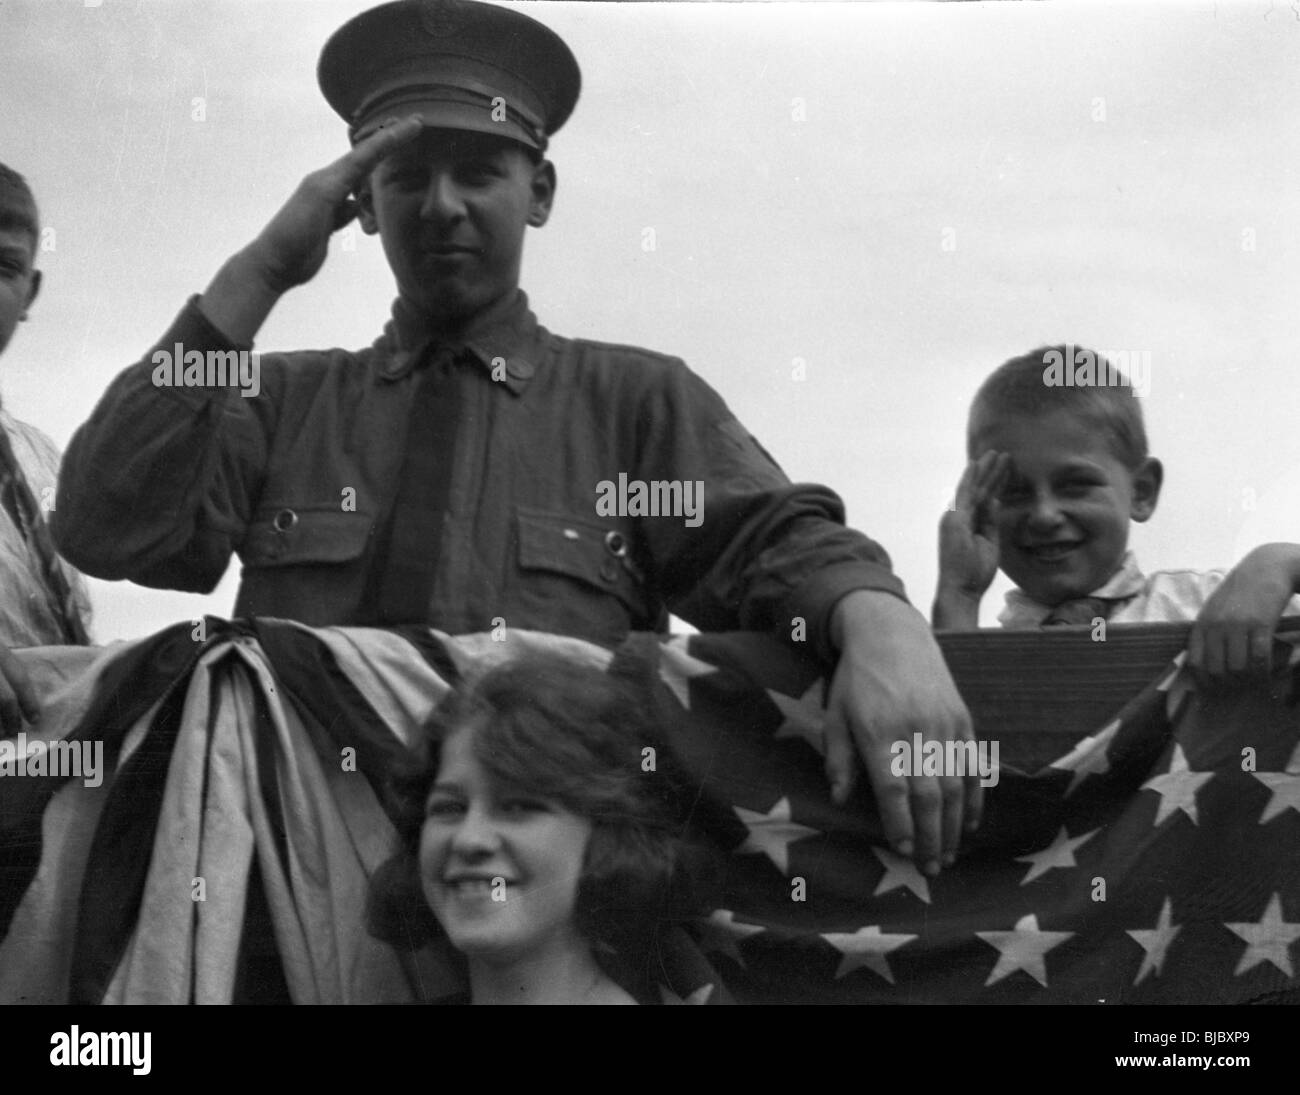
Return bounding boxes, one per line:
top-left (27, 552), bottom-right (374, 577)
top-left (767, 680), bottom-right (827, 756)
top-left (1049, 719), bottom-right (1120, 796)
top-left (1253, 739), bottom-right (1300, 824)
top-left (658, 635), bottom-right (718, 708)
top-left (822, 925), bottom-right (916, 983)
top-left (695, 909), bottom-right (766, 968)
top-left (1127, 896), bottom-right (1182, 985)
top-left (871, 845), bottom-right (931, 904)
top-left (733, 797), bottom-right (820, 874)
top-left (659, 982), bottom-right (716, 1005)
top-left (1225, 893), bottom-right (1300, 979)
top-left (1142, 743), bottom-right (1213, 826)
top-left (977, 913), bottom-right (1074, 988)
top-left (1015, 826), bottom-right (1100, 885)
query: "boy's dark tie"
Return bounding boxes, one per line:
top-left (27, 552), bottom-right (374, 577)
top-left (0, 423), bottom-right (88, 645)
top-left (1041, 595), bottom-right (1134, 628)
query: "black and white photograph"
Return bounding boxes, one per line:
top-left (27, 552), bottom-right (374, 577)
top-left (0, 0), bottom-right (1296, 1052)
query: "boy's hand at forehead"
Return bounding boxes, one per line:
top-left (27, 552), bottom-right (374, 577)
top-left (199, 115), bottom-right (424, 345)
top-left (933, 450), bottom-right (1009, 630)
top-left (1189, 542), bottom-right (1300, 683)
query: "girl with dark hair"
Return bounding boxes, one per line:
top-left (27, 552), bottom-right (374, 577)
top-left (369, 651), bottom-right (694, 1004)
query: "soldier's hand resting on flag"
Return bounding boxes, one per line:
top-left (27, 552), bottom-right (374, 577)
top-left (1189, 542), bottom-right (1300, 683)
top-left (825, 590), bottom-right (981, 877)
top-left (933, 450), bottom-right (1010, 630)
top-left (0, 646), bottom-right (39, 736)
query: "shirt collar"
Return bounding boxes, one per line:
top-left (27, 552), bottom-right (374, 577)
top-left (376, 289), bottom-right (542, 395)
top-left (998, 551), bottom-right (1147, 628)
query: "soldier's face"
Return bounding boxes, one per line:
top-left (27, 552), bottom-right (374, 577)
top-left (360, 130), bottom-right (554, 323)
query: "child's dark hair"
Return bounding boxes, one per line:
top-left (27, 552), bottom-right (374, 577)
top-left (968, 344), bottom-right (1149, 469)
top-left (0, 163), bottom-right (40, 249)
top-left (367, 650), bottom-right (704, 997)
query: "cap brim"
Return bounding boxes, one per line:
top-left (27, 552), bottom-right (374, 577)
top-left (352, 100), bottom-right (542, 150)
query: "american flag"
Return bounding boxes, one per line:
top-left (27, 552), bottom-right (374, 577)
top-left (656, 620), bottom-right (1300, 1004)
top-left (1, 618), bottom-right (1297, 1004)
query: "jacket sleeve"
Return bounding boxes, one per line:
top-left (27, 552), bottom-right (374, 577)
top-left (633, 357), bottom-right (907, 664)
top-left (51, 297), bottom-right (271, 593)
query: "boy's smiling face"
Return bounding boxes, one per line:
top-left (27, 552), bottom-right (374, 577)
top-left (974, 410), bottom-right (1162, 606)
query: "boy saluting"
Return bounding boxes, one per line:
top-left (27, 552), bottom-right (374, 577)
top-left (935, 345), bottom-right (1300, 680)
top-left (51, 0), bottom-right (974, 877)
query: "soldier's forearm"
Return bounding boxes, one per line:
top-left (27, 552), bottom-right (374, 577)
top-left (198, 246), bottom-right (285, 346)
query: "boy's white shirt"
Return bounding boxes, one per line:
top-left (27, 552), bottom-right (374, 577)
top-left (0, 407), bottom-right (93, 646)
top-left (998, 551), bottom-right (1300, 628)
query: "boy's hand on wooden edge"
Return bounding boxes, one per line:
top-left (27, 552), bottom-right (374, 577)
top-left (1189, 543), bottom-right (1300, 683)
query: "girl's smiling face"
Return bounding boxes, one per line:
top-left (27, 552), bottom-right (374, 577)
top-left (975, 410), bottom-right (1162, 606)
top-left (419, 722), bottom-right (593, 964)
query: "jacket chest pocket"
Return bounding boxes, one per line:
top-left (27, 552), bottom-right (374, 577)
top-left (243, 505), bottom-right (376, 567)
top-left (513, 507), bottom-right (650, 637)
top-left (236, 505), bottom-right (379, 625)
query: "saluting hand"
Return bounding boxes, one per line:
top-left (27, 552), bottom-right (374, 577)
top-left (933, 450), bottom-right (1009, 630)
top-left (199, 116), bottom-right (424, 345)
top-left (244, 115), bottom-right (425, 293)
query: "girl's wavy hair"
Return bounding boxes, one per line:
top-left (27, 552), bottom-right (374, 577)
top-left (366, 649), bottom-right (705, 991)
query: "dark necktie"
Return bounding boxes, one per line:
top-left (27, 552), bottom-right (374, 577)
top-left (371, 347), bottom-right (463, 624)
top-left (1041, 595), bottom-right (1130, 628)
top-left (0, 423), bottom-right (88, 644)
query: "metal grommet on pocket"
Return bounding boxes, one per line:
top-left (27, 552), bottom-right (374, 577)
top-left (604, 530), bottom-right (628, 558)
top-left (273, 509), bottom-right (299, 534)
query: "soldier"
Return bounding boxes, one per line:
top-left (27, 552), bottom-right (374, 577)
top-left (51, 0), bottom-right (976, 876)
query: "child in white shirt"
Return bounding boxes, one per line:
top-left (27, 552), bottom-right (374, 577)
top-left (933, 344), bottom-right (1300, 679)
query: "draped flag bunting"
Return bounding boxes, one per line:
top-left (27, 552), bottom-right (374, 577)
top-left (1, 617), bottom-right (1297, 1004)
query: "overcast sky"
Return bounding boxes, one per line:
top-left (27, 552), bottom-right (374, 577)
top-left (0, 0), bottom-right (1297, 642)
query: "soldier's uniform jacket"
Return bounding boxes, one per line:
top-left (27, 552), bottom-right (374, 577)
top-left (52, 291), bottom-right (905, 658)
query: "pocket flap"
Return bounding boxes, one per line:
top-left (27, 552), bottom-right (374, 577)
top-left (243, 505), bottom-right (374, 566)
top-left (516, 507), bottom-right (640, 607)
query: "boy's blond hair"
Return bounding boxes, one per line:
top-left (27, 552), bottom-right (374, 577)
top-left (968, 344), bottom-right (1149, 469)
